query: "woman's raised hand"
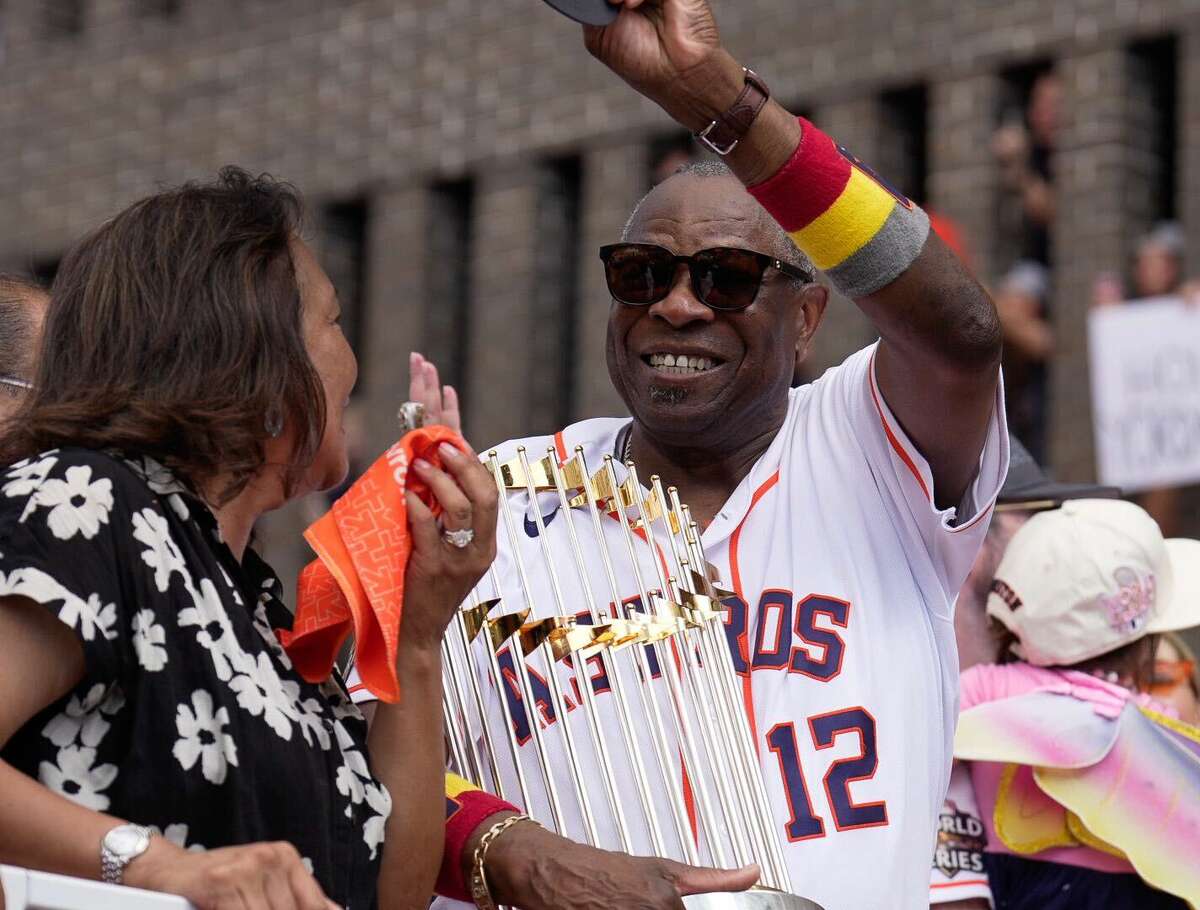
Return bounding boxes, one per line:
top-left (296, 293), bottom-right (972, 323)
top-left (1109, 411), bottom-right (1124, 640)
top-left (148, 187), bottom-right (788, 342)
top-left (408, 352), bottom-right (462, 434)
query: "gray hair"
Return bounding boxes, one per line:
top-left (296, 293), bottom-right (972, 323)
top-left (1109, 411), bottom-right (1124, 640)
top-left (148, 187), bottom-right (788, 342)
top-left (621, 159), bottom-right (816, 280)
top-left (0, 273), bottom-right (47, 382)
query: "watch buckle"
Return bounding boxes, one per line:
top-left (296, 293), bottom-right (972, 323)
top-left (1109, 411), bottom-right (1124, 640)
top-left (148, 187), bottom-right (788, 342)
top-left (696, 120), bottom-right (740, 156)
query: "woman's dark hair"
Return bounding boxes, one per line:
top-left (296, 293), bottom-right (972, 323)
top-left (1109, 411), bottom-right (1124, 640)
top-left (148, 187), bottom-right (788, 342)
top-left (992, 620), bottom-right (1160, 691)
top-left (0, 273), bottom-right (46, 381)
top-left (0, 167), bottom-right (326, 504)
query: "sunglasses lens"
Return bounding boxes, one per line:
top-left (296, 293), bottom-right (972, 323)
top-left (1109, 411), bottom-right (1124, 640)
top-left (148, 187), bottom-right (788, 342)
top-left (605, 246), bottom-right (673, 305)
top-left (693, 249), bottom-right (768, 310)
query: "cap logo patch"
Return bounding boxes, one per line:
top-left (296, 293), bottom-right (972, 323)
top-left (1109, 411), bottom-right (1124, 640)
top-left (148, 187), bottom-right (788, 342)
top-left (1099, 568), bottom-right (1155, 634)
top-left (991, 578), bottom-right (1023, 612)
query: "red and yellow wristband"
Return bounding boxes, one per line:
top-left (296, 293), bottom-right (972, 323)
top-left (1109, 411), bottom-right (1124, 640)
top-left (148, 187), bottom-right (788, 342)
top-left (748, 116), bottom-right (930, 298)
top-left (439, 772), bottom-right (520, 901)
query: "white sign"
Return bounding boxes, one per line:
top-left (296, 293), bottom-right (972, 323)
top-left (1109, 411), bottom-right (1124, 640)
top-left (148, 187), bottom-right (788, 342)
top-left (1088, 296), bottom-right (1200, 492)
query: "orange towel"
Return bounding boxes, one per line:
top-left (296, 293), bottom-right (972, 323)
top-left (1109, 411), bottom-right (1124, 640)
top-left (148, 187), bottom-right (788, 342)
top-left (280, 426), bottom-right (468, 703)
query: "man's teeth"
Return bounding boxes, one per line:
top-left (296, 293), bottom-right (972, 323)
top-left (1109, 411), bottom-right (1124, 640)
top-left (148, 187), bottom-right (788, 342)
top-left (647, 353), bottom-right (717, 374)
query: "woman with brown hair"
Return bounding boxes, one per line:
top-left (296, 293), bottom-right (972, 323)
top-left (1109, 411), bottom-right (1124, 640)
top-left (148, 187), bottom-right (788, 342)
top-left (0, 167), bottom-right (498, 910)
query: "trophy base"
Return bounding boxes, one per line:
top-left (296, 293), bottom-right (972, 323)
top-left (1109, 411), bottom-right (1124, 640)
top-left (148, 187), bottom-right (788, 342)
top-left (683, 892), bottom-right (825, 910)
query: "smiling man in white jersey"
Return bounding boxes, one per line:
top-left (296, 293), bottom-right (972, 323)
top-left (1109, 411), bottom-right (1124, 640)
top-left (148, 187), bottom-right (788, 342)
top-left (351, 1), bottom-right (1008, 907)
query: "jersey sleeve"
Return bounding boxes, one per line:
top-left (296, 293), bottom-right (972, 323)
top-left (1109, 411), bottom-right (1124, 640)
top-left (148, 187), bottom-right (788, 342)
top-left (0, 450), bottom-right (147, 686)
top-left (343, 660), bottom-right (375, 705)
top-left (929, 761), bottom-right (993, 905)
top-left (811, 342), bottom-right (1008, 609)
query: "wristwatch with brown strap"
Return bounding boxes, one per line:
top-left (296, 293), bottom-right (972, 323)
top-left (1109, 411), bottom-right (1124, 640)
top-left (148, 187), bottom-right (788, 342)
top-left (694, 67), bottom-right (771, 156)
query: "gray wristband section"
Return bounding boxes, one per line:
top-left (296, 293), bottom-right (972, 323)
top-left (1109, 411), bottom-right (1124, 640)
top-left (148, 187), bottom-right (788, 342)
top-left (824, 202), bottom-right (931, 299)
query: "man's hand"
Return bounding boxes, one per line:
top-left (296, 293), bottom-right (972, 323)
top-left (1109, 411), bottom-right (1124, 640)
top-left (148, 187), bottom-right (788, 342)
top-left (583, 0), bottom-right (738, 132)
top-left (481, 816), bottom-right (759, 910)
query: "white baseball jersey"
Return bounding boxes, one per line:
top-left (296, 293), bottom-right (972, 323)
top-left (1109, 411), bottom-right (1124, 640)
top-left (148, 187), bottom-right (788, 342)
top-left (350, 342), bottom-right (1008, 910)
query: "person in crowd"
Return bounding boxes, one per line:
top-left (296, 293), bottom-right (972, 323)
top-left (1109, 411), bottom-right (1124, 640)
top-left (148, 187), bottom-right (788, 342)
top-left (1152, 632), bottom-right (1200, 726)
top-left (931, 500), bottom-right (1200, 910)
top-left (993, 262), bottom-right (1052, 464)
top-left (932, 438), bottom-right (1120, 906)
top-left (949, 434), bottom-right (1121, 675)
top-left (0, 274), bottom-right (47, 420)
top-left (354, 1), bottom-right (1009, 908)
top-left (0, 168), bottom-right (502, 910)
top-left (1091, 221), bottom-right (1191, 536)
top-left (993, 70), bottom-right (1060, 266)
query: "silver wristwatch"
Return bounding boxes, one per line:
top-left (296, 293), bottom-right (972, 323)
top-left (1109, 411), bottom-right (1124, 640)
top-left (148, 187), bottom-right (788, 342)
top-left (100, 824), bottom-right (153, 885)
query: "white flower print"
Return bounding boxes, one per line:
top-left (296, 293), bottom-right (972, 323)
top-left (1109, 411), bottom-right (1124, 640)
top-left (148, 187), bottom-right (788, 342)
top-left (132, 609), bottom-right (168, 671)
top-left (292, 694), bottom-right (332, 751)
top-left (65, 592), bottom-right (118, 642)
top-left (330, 720), bottom-right (391, 858)
top-left (228, 653), bottom-right (296, 741)
top-left (250, 599), bottom-right (294, 671)
top-left (148, 823), bottom-right (206, 853)
top-left (362, 782), bottom-right (392, 860)
top-left (39, 745), bottom-right (118, 811)
top-left (132, 508), bottom-right (187, 593)
top-left (2, 454), bottom-right (58, 499)
top-left (179, 577), bottom-right (240, 681)
top-left (41, 683), bottom-right (124, 748)
top-left (0, 568), bottom-right (117, 643)
top-left (173, 690), bottom-right (239, 785)
top-left (27, 465), bottom-right (114, 540)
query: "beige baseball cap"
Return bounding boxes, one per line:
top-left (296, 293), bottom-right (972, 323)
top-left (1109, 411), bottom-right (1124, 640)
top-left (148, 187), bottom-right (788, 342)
top-left (986, 499), bottom-right (1200, 667)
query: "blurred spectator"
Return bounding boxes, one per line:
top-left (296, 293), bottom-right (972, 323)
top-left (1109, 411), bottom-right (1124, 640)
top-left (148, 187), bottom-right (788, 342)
top-left (1090, 221), bottom-right (1191, 536)
top-left (995, 261), bottom-right (1052, 463)
top-left (951, 434), bottom-right (1120, 674)
top-left (1152, 633), bottom-right (1200, 726)
top-left (994, 71), bottom-right (1060, 266)
top-left (650, 136), bottom-right (699, 186)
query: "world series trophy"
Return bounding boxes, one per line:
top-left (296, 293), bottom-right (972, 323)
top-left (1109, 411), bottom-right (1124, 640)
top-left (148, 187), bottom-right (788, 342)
top-left (423, 414), bottom-right (824, 908)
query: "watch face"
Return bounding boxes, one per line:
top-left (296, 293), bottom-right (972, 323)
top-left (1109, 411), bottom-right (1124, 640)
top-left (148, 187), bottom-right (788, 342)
top-left (105, 826), bottom-right (148, 856)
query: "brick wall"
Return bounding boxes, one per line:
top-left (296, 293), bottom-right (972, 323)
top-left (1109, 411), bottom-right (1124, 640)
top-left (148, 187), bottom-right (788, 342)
top-left (2, 0), bottom-right (1198, 577)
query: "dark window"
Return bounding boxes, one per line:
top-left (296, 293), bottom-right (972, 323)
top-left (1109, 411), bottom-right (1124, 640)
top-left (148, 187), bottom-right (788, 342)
top-left (1128, 35), bottom-right (1178, 224)
top-left (135, 0), bottom-right (181, 18)
top-left (319, 199), bottom-right (369, 394)
top-left (424, 179), bottom-right (474, 419)
top-left (42, 0), bottom-right (84, 37)
top-left (994, 59), bottom-right (1057, 270)
top-left (879, 84), bottom-right (928, 205)
top-left (531, 157), bottom-right (583, 430)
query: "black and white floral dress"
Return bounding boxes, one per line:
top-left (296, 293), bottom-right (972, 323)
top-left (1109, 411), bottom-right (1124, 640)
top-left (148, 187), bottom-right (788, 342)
top-left (0, 448), bottom-right (389, 909)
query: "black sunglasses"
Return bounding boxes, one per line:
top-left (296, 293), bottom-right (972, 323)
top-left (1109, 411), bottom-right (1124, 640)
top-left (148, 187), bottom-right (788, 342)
top-left (599, 242), bottom-right (813, 312)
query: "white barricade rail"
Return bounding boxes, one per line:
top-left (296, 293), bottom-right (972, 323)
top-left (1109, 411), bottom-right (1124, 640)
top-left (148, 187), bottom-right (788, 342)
top-left (0, 866), bottom-right (192, 910)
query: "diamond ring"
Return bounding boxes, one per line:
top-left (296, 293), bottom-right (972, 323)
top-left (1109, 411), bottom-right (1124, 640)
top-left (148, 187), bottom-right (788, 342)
top-left (442, 527), bottom-right (475, 549)
top-left (398, 401), bottom-right (427, 433)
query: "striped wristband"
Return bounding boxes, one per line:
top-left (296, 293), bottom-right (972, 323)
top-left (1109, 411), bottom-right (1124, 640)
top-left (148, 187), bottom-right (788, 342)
top-left (438, 772), bottom-right (520, 901)
top-left (747, 117), bottom-right (930, 298)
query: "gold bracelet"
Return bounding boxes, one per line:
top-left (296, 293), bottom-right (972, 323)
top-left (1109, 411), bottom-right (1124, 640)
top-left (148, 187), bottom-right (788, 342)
top-left (469, 813), bottom-right (539, 910)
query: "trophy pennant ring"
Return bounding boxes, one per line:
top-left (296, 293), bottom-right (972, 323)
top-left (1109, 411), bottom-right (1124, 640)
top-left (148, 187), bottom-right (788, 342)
top-left (439, 442), bottom-right (826, 910)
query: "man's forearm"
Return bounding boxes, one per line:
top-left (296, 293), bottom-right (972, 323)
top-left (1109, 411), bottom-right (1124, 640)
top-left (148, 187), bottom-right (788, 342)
top-left (667, 48), bottom-right (1000, 503)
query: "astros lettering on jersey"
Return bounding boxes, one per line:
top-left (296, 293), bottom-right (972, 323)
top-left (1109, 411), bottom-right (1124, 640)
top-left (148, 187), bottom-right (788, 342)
top-left (351, 342), bottom-right (1008, 910)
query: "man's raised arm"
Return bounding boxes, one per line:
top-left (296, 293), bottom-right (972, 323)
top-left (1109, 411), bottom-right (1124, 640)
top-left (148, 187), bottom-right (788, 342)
top-left (587, 0), bottom-right (1002, 509)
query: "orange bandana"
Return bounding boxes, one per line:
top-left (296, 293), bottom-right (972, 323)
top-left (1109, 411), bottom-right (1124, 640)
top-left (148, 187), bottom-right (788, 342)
top-left (280, 426), bottom-right (468, 702)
